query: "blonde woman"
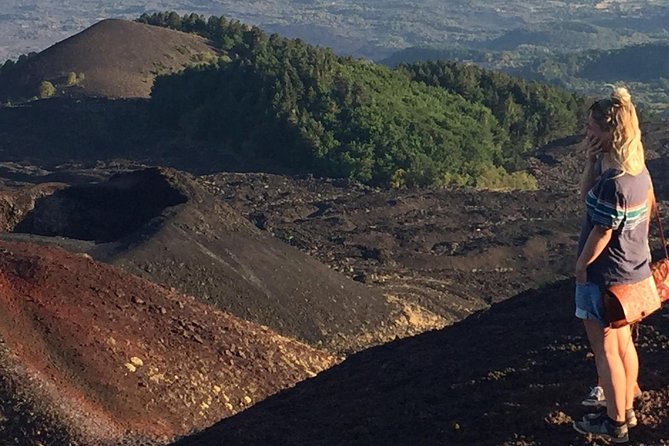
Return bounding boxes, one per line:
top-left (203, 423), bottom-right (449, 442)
top-left (572, 87), bottom-right (652, 443)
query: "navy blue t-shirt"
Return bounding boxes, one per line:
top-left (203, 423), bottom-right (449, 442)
top-left (577, 167), bottom-right (653, 286)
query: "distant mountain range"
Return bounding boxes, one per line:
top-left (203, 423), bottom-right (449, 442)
top-left (2, 0), bottom-right (669, 61)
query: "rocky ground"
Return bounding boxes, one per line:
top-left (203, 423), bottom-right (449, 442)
top-left (201, 172), bottom-right (579, 320)
top-left (171, 124), bottom-right (669, 446)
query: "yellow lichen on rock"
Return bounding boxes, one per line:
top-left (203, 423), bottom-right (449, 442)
top-left (149, 370), bottom-right (166, 383)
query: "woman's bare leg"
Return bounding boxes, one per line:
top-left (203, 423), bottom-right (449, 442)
top-left (602, 326), bottom-right (626, 421)
top-left (584, 320), bottom-right (626, 422)
top-left (617, 325), bottom-right (638, 410)
top-left (584, 320), bottom-right (605, 384)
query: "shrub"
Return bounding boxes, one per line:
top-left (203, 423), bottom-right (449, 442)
top-left (38, 81), bottom-right (56, 98)
top-left (66, 72), bottom-right (78, 86)
top-left (475, 164), bottom-right (538, 190)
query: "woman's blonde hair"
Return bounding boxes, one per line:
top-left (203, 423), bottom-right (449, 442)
top-left (590, 86), bottom-right (644, 175)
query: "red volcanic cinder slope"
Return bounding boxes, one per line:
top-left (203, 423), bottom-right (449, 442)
top-left (0, 240), bottom-right (336, 445)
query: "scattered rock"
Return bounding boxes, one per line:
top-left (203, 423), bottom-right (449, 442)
top-left (130, 357), bottom-right (143, 367)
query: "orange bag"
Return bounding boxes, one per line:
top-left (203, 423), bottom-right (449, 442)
top-left (650, 196), bottom-right (669, 303)
top-left (604, 276), bottom-right (661, 328)
top-left (652, 258), bottom-right (669, 303)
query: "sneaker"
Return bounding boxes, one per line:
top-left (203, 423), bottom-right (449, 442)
top-left (581, 385), bottom-right (643, 408)
top-left (583, 408), bottom-right (637, 429)
top-left (574, 415), bottom-right (629, 443)
top-left (626, 408), bottom-right (638, 429)
top-left (582, 386), bottom-right (606, 407)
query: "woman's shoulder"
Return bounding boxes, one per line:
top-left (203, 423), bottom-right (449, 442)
top-left (599, 167), bottom-right (624, 183)
top-left (603, 167), bottom-right (652, 195)
top-left (600, 166), bottom-right (650, 180)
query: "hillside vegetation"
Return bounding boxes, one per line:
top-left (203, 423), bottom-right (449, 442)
top-left (523, 43), bottom-right (669, 114)
top-left (397, 61), bottom-right (584, 167)
top-left (141, 13), bottom-right (584, 188)
top-left (383, 42), bottom-right (669, 116)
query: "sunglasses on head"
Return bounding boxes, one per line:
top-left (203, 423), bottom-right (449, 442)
top-left (589, 98), bottom-right (622, 129)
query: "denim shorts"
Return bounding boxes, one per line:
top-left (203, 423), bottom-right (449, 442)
top-left (575, 282), bottom-right (605, 326)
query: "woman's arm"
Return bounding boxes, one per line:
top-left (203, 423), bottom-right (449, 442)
top-left (576, 225), bottom-right (613, 283)
top-left (580, 159), bottom-right (599, 201)
top-left (579, 135), bottom-right (606, 200)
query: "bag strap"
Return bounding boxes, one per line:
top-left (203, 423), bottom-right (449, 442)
top-left (651, 191), bottom-right (669, 260)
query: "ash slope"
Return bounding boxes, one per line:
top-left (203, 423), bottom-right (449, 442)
top-left (1, 168), bottom-right (415, 354)
top-left (0, 240), bottom-right (336, 445)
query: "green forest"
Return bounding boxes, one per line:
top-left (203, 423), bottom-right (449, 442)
top-left (140, 12), bottom-right (584, 188)
top-left (397, 61), bottom-right (584, 167)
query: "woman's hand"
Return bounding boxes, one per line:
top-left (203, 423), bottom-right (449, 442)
top-left (575, 226), bottom-right (613, 284)
top-left (585, 133), bottom-right (603, 163)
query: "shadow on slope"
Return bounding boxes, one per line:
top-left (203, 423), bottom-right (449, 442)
top-left (0, 98), bottom-right (172, 166)
top-left (647, 157), bottom-right (669, 203)
top-left (0, 348), bottom-right (73, 446)
top-left (175, 280), bottom-right (669, 446)
top-left (0, 98), bottom-right (287, 175)
top-left (13, 170), bottom-right (186, 242)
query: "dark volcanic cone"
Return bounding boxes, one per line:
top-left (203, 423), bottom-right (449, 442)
top-left (1, 168), bottom-right (422, 353)
top-left (174, 281), bottom-right (669, 446)
top-left (0, 19), bottom-right (216, 100)
top-left (0, 240), bottom-right (336, 445)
